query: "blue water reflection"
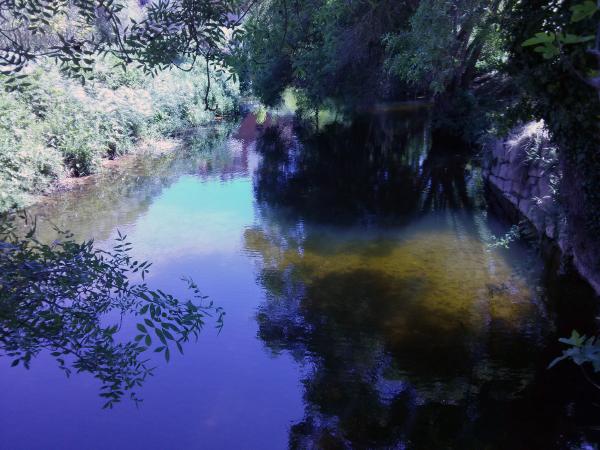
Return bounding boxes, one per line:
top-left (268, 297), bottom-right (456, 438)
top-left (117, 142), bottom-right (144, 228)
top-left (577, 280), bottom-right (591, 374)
top-left (1, 131), bottom-right (304, 450)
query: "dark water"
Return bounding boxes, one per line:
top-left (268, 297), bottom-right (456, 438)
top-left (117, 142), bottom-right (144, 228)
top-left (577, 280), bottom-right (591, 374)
top-left (1, 111), bottom-right (599, 449)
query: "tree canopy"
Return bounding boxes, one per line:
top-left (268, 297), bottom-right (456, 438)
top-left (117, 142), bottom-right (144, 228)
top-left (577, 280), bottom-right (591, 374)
top-left (0, 0), bottom-right (249, 90)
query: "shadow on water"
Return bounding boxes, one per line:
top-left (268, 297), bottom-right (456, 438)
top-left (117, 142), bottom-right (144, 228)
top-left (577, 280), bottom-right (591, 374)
top-left (253, 110), bottom-right (478, 228)
top-left (246, 111), bottom-right (600, 448)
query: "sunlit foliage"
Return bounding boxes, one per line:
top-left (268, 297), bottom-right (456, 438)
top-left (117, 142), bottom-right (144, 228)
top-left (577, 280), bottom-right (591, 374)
top-left (0, 0), bottom-right (247, 89)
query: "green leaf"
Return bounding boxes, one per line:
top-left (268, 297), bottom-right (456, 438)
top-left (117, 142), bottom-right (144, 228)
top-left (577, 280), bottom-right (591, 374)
top-left (532, 43), bottom-right (560, 59)
top-left (522, 32), bottom-right (555, 47)
top-left (561, 34), bottom-right (595, 45)
top-left (571, 0), bottom-right (598, 22)
top-left (559, 330), bottom-right (586, 347)
top-left (155, 328), bottom-right (167, 345)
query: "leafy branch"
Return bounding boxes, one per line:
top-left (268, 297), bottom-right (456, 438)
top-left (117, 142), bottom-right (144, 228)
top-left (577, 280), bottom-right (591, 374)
top-left (0, 212), bottom-right (224, 408)
top-left (0, 0), bottom-right (248, 92)
top-left (522, 0), bottom-right (600, 92)
top-left (549, 330), bottom-right (600, 390)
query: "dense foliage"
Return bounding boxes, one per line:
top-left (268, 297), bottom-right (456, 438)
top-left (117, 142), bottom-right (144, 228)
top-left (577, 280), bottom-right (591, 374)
top-left (236, 0), bottom-right (410, 111)
top-left (0, 0), bottom-right (247, 90)
top-left (502, 0), bottom-right (600, 286)
top-left (0, 58), bottom-right (239, 212)
top-left (236, 0), bottom-right (504, 118)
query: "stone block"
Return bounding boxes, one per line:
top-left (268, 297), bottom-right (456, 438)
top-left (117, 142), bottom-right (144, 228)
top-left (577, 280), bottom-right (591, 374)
top-left (518, 198), bottom-right (533, 216)
top-left (498, 163), bottom-right (511, 179)
top-left (512, 180), bottom-right (526, 196)
top-left (506, 193), bottom-right (519, 206)
top-left (539, 177), bottom-right (554, 198)
top-left (492, 141), bottom-right (506, 160)
top-left (508, 146), bottom-right (527, 165)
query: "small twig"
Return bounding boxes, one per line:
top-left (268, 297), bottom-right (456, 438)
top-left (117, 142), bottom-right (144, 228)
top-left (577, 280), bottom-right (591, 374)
top-left (580, 365), bottom-right (600, 391)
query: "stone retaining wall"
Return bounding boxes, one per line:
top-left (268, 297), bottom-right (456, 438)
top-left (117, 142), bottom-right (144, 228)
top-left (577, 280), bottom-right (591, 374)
top-left (483, 121), bottom-right (599, 295)
top-left (483, 121), bottom-right (563, 242)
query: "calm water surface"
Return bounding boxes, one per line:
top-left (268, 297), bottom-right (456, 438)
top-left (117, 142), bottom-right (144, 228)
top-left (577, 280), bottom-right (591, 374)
top-left (1, 112), bottom-right (599, 449)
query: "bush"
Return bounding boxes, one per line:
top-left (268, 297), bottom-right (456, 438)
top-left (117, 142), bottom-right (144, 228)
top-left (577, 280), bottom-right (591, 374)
top-left (147, 65), bottom-right (239, 137)
top-left (0, 89), bottom-right (63, 210)
top-left (92, 59), bottom-right (147, 90)
top-left (44, 101), bottom-right (105, 176)
top-left (0, 58), bottom-right (240, 212)
top-left (43, 98), bottom-right (140, 175)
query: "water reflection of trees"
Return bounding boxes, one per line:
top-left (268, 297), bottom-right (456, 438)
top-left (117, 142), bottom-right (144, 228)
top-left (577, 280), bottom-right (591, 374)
top-left (248, 227), bottom-right (550, 447)
top-left (253, 111), bottom-right (478, 226)
top-left (247, 116), bottom-right (597, 448)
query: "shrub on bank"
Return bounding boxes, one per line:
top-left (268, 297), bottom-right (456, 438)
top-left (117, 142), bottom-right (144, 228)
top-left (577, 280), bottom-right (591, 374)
top-left (147, 66), bottom-right (239, 138)
top-left (0, 88), bottom-right (63, 211)
top-left (0, 59), bottom-right (239, 212)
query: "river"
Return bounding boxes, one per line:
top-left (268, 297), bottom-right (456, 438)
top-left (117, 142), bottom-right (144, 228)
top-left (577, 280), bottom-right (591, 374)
top-left (1, 110), bottom-right (599, 449)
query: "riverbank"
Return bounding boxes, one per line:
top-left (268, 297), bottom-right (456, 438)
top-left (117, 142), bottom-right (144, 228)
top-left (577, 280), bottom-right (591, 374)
top-left (0, 59), bottom-right (239, 214)
top-left (46, 137), bottom-right (181, 194)
top-left (483, 121), bottom-right (600, 296)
